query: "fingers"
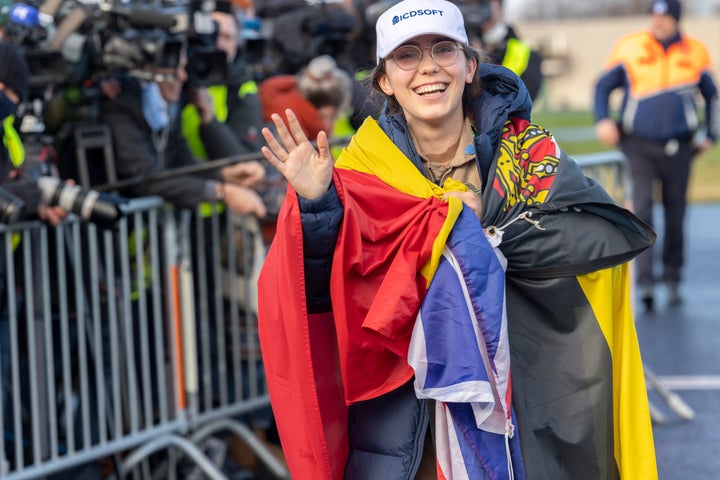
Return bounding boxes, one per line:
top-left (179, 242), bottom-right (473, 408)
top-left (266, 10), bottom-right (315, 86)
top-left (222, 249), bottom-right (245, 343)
top-left (269, 112), bottom-right (294, 157)
top-left (221, 162), bottom-right (265, 186)
top-left (235, 161), bottom-right (265, 178)
top-left (225, 185), bottom-right (267, 218)
top-left (261, 110), bottom-right (312, 171)
top-left (443, 190), bottom-right (483, 220)
top-left (283, 109), bottom-right (310, 145)
top-left (249, 196), bottom-right (267, 218)
top-left (260, 137), bottom-right (286, 171)
top-left (316, 130), bottom-right (331, 162)
top-left (248, 162), bottom-right (266, 182)
top-left (261, 125), bottom-right (289, 166)
top-left (595, 120), bottom-right (619, 147)
top-left (37, 205), bottom-right (68, 227)
top-left (267, 109), bottom-right (312, 156)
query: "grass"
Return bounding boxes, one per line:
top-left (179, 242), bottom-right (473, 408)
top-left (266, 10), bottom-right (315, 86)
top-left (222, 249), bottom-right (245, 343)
top-left (532, 109), bottom-right (720, 204)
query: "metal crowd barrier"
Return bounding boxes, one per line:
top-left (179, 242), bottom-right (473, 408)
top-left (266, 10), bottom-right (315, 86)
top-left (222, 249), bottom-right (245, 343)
top-left (0, 196), bottom-right (289, 479)
top-left (573, 149), bottom-right (630, 206)
top-left (177, 204), bottom-right (288, 479)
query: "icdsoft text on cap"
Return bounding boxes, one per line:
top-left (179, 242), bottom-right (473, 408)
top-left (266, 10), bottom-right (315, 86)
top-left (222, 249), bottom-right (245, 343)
top-left (375, 0), bottom-right (468, 63)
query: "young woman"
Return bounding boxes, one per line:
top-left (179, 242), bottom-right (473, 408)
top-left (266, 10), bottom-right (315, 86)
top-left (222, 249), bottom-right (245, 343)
top-left (258, 1), bottom-right (658, 479)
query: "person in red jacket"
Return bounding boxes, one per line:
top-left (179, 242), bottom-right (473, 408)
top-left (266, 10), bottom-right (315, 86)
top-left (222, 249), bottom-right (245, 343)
top-left (258, 55), bottom-right (352, 142)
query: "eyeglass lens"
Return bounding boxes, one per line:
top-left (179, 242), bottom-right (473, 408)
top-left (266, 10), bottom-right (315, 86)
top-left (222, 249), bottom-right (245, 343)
top-left (391, 41), bottom-right (459, 71)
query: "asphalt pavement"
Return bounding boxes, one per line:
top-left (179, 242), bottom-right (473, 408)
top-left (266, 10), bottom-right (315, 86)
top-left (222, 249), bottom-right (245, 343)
top-left (634, 202), bottom-right (720, 480)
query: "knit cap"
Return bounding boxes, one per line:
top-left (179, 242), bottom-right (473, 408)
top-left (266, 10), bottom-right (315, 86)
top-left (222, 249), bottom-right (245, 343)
top-left (650, 0), bottom-right (681, 22)
top-left (0, 41), bottom-right (30, 102)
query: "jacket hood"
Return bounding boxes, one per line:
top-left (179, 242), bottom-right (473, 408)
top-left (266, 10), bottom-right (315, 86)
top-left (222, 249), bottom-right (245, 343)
top-left (472, 62), bottom-right (532, 132)
top-left (470, 63), bottom-right (532, 188)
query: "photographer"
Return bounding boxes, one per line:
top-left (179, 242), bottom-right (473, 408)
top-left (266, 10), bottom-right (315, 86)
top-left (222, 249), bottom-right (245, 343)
top-left (0, 40), bottom-right (68, 226)
top-left (0, 39), bottom-right (95, 479)
top-left (181, 0), bottom-right (266, 160)
top-left (100, 45), bottom-right (267, 218)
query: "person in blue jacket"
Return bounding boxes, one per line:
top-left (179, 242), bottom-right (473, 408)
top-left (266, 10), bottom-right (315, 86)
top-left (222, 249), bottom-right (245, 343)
top-left (594, 0), bottom-right (718, 310)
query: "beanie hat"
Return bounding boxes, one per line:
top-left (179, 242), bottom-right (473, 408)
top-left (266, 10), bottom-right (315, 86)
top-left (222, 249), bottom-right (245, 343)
top-left (0, 41), bottom-right (30, 102)
top-left (375, 0), bottom-right (468, 63)
top-left (650, 0), bottom-right (681, 22)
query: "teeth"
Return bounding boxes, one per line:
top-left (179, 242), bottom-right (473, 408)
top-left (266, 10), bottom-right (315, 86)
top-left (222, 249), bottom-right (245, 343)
top-left (415, 84), bottom-right (446, 95)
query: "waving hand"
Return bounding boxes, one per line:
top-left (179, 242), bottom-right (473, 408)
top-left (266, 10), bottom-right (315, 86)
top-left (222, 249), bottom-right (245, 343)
top-left (261, 109), bottom-right (334, 200)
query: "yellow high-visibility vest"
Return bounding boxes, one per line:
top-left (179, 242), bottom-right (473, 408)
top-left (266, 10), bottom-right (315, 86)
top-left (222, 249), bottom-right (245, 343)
top-left (502, 38), bottom-right (532, 77)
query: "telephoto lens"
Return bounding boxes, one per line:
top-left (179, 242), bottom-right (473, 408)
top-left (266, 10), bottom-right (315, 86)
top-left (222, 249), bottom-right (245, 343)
top-left (0, 188), bottom-right (26, 224)
top-left (37, 177), bottom-right (126, 226)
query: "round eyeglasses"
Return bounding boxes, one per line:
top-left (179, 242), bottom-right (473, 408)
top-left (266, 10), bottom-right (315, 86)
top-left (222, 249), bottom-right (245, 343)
top-left (388, 41), bottom-right (462, 71)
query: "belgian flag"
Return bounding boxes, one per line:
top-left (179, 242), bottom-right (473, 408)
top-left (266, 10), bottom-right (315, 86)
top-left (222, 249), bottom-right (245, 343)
top-left (483, 118), bottom-right (658, 479)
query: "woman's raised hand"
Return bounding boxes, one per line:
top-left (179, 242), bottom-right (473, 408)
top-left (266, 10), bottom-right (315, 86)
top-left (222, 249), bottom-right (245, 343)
top-left (261, 109), bottom-right (333, 200)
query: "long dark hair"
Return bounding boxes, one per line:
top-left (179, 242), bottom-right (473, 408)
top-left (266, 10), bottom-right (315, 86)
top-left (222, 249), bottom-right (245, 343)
top-left (369, 43), bottom-right (484, 118)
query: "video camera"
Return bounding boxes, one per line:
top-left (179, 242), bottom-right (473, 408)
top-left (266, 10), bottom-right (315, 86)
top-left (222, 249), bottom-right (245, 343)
top-left (1, 0), bottom-right (228, 90)
top-left (259, 0), bottom-right (356, 76)
top-left (456, 2), bottom-right (492, 30)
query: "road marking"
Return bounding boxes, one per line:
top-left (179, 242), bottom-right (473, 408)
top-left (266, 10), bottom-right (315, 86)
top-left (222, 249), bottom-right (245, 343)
top-left (654, 375), bottom-right (720, 390)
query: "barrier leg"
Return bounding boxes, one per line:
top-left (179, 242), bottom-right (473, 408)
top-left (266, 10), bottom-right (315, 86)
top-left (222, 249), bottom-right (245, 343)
top-left (189, 419), bottom-right (290, 479)
top-left (120, 434), bottom-right (228, 480)
top-left (644, 363), bottom-right (695, 421)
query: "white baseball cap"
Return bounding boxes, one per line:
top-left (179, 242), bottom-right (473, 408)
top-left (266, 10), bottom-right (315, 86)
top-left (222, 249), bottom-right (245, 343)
top-left (375, 0), bottom-right (468, 63)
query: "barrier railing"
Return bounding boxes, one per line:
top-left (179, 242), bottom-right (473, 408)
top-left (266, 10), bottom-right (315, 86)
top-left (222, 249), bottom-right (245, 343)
top-left (179, 206), bottom-right (288, 479)
top-left (0, 196), bottom-right (288, 479)
top-left (573, 149), bottom-right (630, 205)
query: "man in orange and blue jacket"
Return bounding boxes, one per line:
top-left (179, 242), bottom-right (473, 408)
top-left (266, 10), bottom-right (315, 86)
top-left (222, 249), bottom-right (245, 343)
top-left (593, 0), bottom-right (718, 311)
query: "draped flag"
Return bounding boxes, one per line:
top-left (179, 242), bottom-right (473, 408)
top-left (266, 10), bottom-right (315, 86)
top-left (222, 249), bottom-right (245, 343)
top-left (408, 226), bottom-right (525, 479)
top-left (258, 117), bottom-right (525, 479)
top-left (480, 118), bottom-right (658, 479)
top-left (259, 114), bottom-right (657, 479)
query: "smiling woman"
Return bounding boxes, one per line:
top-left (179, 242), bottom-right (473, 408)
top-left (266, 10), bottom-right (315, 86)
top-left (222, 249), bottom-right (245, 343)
top-left (257, 1), bottom-right (658, 479)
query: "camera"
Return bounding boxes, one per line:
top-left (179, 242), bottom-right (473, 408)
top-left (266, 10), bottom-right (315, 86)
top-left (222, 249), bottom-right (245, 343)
top-left (18, 160), bottom-right (128, 226)
top-left (0, 165), bottom-right (124, 226)
top-left (37, 176), bottom-right (126, 225)
top-left (2, 0), bottom-right (228, 89)
top-left (262, 2), bottom-right (357, 76)
top-left (186, 45), bottom-right (227, 87)
top-left (0, 188), bottom-right (26, 224)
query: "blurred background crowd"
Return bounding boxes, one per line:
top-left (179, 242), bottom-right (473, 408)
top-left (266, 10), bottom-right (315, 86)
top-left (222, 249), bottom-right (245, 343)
top-left (0, 0), bottom-right (549, 224)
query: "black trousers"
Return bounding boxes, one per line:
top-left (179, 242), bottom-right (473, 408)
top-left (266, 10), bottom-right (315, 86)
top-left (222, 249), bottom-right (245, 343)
top-left (620, 135), bottom-right (693, 287)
